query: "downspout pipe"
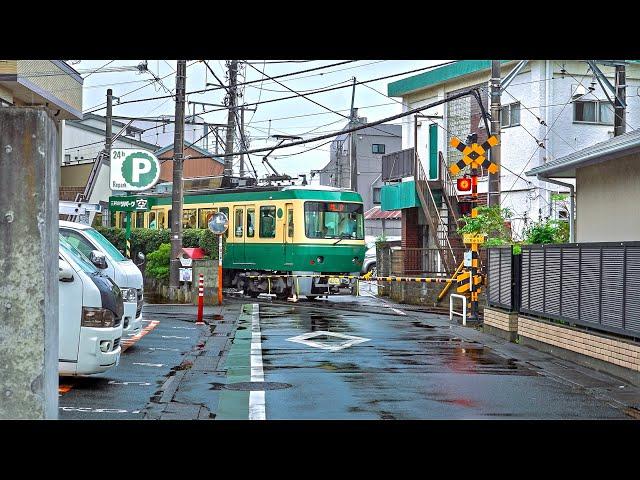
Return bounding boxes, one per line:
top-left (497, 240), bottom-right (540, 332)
top-left (538, 175), bottom-right (575, 242)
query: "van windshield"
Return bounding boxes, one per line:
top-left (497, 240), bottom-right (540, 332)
top-left (59, 236), bottom-right (99, 274)
top-left (84, 228), bottom-right (127, 262)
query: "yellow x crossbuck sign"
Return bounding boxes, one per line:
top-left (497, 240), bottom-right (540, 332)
top-left (449, 135), bottom-right (499, 175)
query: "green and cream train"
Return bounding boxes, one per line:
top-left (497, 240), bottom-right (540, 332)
top-left (110, 185), bottom-right (367, 299)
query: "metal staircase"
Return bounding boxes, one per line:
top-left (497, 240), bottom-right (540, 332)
top-left (414, 152), bottom-right (464, 276)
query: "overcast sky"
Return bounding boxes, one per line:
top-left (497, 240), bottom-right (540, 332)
top-left (75, 60), bottom-right (446, 179)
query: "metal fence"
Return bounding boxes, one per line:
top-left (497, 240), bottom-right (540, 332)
top-left (378, 246), bottom-right (482, 276)
top-left (382, 148), bottom-right (415, 182)
top-left (488, 243), bottom-right (640, 338)
top-left (486, 246), bottom-right (520, 312)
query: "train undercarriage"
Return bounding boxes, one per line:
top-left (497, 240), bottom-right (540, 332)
top-left (225, 269), bottom-right (357, 299)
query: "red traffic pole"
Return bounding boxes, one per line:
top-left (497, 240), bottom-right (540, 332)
top-left (196, 273), bottom-right (205, 324)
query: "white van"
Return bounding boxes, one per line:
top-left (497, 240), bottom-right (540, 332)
top-left (59, 237), bottom-right (124, 376)
top-left (59, 220), bottom-right (144, 338)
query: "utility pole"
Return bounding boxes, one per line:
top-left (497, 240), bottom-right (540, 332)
top-left (104, 88), bottom-right (113, 226)
top-left (169, 60), bottom-right (187, 295)
top-left (224, 60), bottom-right (238, 177)
top-left (239, 106), bottom-right (245, 177)
top-left (349, 77), bottom-right (358, 192)
top-left (488, 60), bottom-right (501, 206)
top-left (614, 63), bottom-right (626, 137)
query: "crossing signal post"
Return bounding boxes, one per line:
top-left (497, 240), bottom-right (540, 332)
top-left (450, 133), bottom-right (499, 323)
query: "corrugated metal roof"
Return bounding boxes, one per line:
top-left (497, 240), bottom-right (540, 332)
top-left (364, 206), bottom-right (401, 220)
top-left (526, 128), bottom-right (640, 178)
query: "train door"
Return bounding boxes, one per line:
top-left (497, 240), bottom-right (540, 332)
top-left (232, 206), bottom-right (245, 265)
top-left (284, 203), bottom-right (294, 266)
top-left (245, 205), bottom-right (256, 266)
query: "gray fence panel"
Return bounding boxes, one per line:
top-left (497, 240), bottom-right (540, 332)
top-left (488, 249), bottom-right (501, 305)
top-left (561, 248), bottom-right (580, 322)
top-left (601, 247), bottom-right (625, 331)
top-left (529, 249), bottom-right (545, 313)
top-left (545, 247), bottom-right (561, 317)
top-left (625, 246), bottom-right (640, 333)
top-left (579, 247), bottom-right (601, 324)
top-left (499, 251), bottom-right (512, 307)
top-left (521, 249), bottom-right (530, 311)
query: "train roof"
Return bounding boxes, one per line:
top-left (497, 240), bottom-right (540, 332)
top-left (109, 184), bottom-right (363, 208)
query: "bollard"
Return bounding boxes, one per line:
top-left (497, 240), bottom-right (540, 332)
top-left (196, 273), bottom-right (205, 324)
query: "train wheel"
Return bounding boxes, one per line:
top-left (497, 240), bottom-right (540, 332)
top-left (306, 295), bottom-right (318, 301)
top-left (247, 291), bottom-right (260, 298)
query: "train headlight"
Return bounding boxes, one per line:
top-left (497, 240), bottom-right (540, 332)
top-left (316, 256), bottom-right (324, 264)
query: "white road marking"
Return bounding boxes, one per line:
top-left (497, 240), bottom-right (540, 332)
top-left (132, 362), bottom-right (164, 367)
top-left (59, 406), bottom-right (142, 414)
top-left (148, 347), bottom-right (180, 352)
top-left (391, 307), bottom-right (406, 316)
top-left (249, 303), bottom-right (266, 421)
top-left (170, 326), bottom-right (196, 330)
top-left (287, 330), bottom-right (370, 351)
top-left (161, 335), bottom-right (190, 339)
top-left (108, 381), bottom-right (152, 386)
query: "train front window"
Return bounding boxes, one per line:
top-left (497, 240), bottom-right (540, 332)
top-left (304, 202), bottom-right (364, 239)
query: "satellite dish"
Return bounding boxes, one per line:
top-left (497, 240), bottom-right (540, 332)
top-left (208, 211), bottom-right (229, 235)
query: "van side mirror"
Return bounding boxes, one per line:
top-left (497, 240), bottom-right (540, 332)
top-left (89, 250), bottom-right (108, 269)
top-left (59, 260), bottom-right (74, 282)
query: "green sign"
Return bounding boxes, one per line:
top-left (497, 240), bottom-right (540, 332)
top-left (109, 196), bottom-right (151, 212)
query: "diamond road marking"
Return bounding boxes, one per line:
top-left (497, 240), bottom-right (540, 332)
top-left (286, 330), bottom-right (370, 352)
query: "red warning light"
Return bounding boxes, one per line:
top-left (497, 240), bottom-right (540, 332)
top-left (327, 203), bottom-right (345, 212)
top-left (457, 177), bottom-right (471, 192)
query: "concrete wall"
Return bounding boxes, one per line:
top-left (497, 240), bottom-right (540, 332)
top-left (576, 153), bottom-right (640, 242)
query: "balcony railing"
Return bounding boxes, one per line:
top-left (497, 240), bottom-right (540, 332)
top-left (381, 147), bottom-right (415, 182)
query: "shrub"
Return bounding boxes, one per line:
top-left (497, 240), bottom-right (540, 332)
top-left (145, 243), bottom-right (171, 280)
top-left (523, 219), bottom-right (569, 244)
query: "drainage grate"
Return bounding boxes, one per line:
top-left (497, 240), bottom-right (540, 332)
top-left (209, 381), bottom-right (292, 391)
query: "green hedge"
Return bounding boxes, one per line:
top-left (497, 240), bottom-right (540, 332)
top-left (94, 227), bottom-right (223, 259)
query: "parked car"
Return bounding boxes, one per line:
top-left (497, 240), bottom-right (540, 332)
top-left (361, 246), bottom-right (377, 275)
top-left (59, 236), bottom-right (124, 376)
top-left (59, 220), bottom-right (144, 338)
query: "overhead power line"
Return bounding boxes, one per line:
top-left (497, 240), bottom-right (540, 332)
top-left (183, 87), bottom-right (475, 159)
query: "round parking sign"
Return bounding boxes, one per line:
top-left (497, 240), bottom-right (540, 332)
top-left (110, 148), bottom-right (161, 191)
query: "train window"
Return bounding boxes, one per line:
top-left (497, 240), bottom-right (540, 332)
top-left (235, 209), bottom-right (244, 237)
top-left (167, 210), bottom-right (172, 228)
top-left (220, 207), bottom-right (229, 238)
top-left (136, 212), bottom-right (145, 228)
top-left (148, 211), bottom-right (157, 229)
top-left (287, 209), bottom-right (294, 238)
top-left (199, 208), bottom-right (216, 229)
top-left (183, 209), bottom-right (197, 229)
top-left (259, 206), bottom-right (276, 238)
top-left (247, 208), bottom-right (255, 237)
top-left (304, 202), bottom-right (364, 239)
top-left (158, 210), bottom-right (166, 229)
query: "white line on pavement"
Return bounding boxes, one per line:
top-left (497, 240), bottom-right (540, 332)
top-left (249, 303), bottom-right (266, 421)
top-left (132, 362), bottom-right (164, 367)
top-left (108, 381), bottom-right (152, 386)
top-left (147, 347), bottom-right (180, 351)
top-left (161, 335), bottom-right (190, 339)
top-left (170, 326), bottom-right (197, 330)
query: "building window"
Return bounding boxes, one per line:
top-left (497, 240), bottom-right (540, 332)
top-left (64, 154), bottom-right (71, 164)
top-left (372, 187), bottom-right (381, 205)
top-left (500, 102), bottom-right (521, 128)
top-left (259, 206), bottom-right (276, 238)
top-left (372, 144), bottom-right (386, 154)
top-left (574, 100), bottom-right (614, 125)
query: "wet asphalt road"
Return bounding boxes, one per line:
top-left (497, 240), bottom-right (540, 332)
top-left (58, 292), bottom-right (633, 420)
top-left (58, 309), bottom-right (203, 420)
top-left (249, 296), bottom-right (628, 419)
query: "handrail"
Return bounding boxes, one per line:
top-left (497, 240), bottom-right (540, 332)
top-left (439, 151), bottom-right (460, 227)
top-left (414, 154), bottom-right (459, 274)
